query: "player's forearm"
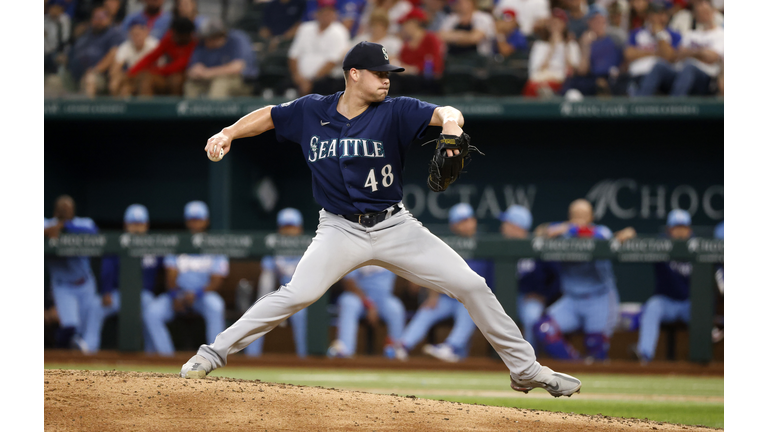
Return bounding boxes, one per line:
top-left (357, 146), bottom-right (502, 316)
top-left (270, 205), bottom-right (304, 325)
top-left (222, 105), bottom-right (276, 140)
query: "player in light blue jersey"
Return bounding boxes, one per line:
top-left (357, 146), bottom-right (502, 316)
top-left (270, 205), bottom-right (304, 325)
top-left (244, 208), bottom-right (309, 358)
top-left (44, 195), bottom-right (99, 352)
top-left (328, 265), bottom-right (407, 359)
top-left (82, 204), bottom-right (162, 353)
top-left (633, 209), bottom-right (694, 363)
top-left (534, 199), bottom-right (626, 362)
top-left (398, 203), bottom-right (491, 362)
top-left (499, 205), bottom-right (561, 354)
top-left (144, 201), bottom-right (229, 356)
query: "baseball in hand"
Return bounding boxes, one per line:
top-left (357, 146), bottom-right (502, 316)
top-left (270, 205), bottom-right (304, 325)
top-left (208, 148), bottom-right (224, 162)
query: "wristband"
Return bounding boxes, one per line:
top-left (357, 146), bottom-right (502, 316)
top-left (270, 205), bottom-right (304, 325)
top-left (442, 117), bottom-right (458, 125)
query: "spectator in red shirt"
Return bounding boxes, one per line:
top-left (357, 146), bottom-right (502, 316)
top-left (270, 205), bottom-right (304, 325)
top-left (128, 16), bottom-right (197, 96)
top-left (396, 8), bottom-right (443, 94)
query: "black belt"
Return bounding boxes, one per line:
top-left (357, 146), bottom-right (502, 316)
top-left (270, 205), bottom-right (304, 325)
top-left (341, 205), bottom-right (402, 228)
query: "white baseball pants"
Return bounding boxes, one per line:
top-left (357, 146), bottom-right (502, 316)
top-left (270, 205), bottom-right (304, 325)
top-left (198, 205), bottom-right (542, 380)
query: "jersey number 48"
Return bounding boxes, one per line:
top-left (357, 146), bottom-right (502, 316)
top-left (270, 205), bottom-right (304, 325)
top-left (365, 164), bottom-right (393, 192)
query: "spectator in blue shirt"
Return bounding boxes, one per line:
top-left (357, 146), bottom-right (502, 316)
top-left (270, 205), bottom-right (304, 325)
top-left (499, 205), bottom-right (560, 354)
top-left (184, 18), bottom-right (257, 98)
top-left (561, 4), bottom-right (624, 96)
top-left (493, 8), bottom-right (528, 58)
top-left (144, 201), bottom-right (229, 356)
top-left (82, 204), bottom-right (162, 354)
top-left (634, 210), bottom-right (694, 363)
top-left (121, 0), bottom-right (172, 39)
top-left (338, 0), bottom-right (367, 37)
top-left (260, 0), bottom-right (307, 53)
top-left (67, 6), bottom-right (124, 97)
top-left (624, 2), bottom-right (681, 96)
top-left (44, 195), bottom-right (99, 353)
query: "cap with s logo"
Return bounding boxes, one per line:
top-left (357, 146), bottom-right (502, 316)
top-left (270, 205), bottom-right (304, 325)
top-left (342, 41), bottom-right (405, 72)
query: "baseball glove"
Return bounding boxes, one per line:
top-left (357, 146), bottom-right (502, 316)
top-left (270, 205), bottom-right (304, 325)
top-left (426, 132), bottom-right (483, 192)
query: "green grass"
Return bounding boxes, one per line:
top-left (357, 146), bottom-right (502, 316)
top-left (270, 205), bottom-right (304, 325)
top-left (45, 364), bottom-right (723, 428)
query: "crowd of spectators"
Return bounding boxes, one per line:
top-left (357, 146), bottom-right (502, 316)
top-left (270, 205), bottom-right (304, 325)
top-left (44, 0), bottom-right (725, 98)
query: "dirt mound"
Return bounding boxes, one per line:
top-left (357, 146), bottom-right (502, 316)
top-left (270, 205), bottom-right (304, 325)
top-left (44, 370), bottom-right (716, 431)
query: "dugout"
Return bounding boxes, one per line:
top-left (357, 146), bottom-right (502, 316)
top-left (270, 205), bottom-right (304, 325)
top-left (44, 97), bottom-right (723, 361)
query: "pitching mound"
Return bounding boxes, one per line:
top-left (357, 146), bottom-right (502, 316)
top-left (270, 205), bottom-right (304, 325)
top-left (45, 370), bottom-right (714, 431)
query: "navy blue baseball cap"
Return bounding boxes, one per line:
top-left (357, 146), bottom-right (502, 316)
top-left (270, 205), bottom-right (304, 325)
top-left (124, 204), bottom-right (149, 224)
top-left (185, 201), bottom-right (209, 220)
top-left (667, 209), bottom-right (691, 227)
top-left (500, 205), bottom-right (532, 231)
top-left (342, 41), bottom-right (405, 72)
top-left (277, 208), bottom-right (303, 227)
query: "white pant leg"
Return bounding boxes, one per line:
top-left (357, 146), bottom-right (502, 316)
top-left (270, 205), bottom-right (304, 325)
top-left (198, 210), bottom-right (373, 368)
top-left (365, 209), bottom-right (541, 380)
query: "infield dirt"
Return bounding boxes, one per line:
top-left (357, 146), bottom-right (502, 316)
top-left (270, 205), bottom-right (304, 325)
top-left (44, 369), bottom-right (719, 431)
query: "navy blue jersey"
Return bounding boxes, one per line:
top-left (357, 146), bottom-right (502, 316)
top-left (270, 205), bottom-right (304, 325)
top-left (100, 255), bottom-right (163, 295)
top-left (466, 258), bottom-right (495, 290)
top-left (518, 258), bottom-right (561, 302)
top-left (270, 92), bottom-right (438, 215)
top-left (653, 261), bottom-right (691, 301)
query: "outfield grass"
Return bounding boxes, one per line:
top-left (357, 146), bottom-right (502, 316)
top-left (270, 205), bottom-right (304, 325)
top-left (45, 364), bottom-right (723, 428)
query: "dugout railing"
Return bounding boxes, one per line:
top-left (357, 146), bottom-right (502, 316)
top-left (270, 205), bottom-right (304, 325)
top-left (44, 232), bottom-right (723, 363)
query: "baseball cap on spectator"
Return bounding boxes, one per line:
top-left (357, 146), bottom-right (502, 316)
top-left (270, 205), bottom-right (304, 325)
top-left (277, 208), bottom-right (303, 227)
top-left (398, 8), bottom-right (428, 25)
top-left (500, 205), bottom-right (532, 231)
top-left (124, 204), bottom-right (149, 224)
top-left (586, 4), bottom-right (608, 20)
top-left (200, 17), bottom-right (227, 39)
top-left (318, 0), bottom-right (337, 9)
top-left (343, 41), bottom-right (406, 72)
top-left (495, 9), bottom-right (517, 21)
top-left (125, 14), bottom-right (149, 28)
top-left (714, 222), bottom-right (724, 239)
top-left (185, 201), bottom-right (209, 220)
top-left (666, 209), bottom-right (691, 227)
top-left (448, 203), bottom-right (474, 225)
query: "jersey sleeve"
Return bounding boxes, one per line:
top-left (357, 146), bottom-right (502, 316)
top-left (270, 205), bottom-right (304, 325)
top-left (212, 256), bottom-right (230, 277)
top-left (394, 97), bottom-right (438, 145)
top-left (64, 217), bottom-right (98, 234)
top-left (269, 95), bottom-right (312, 143)
top-left (594, 225), bottom-right (613, 240)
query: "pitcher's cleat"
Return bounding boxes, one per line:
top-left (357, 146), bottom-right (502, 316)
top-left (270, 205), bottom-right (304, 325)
top-left (510, 366), bottom-right (582, 397)
top-left (180, 355), bottom-right (213, 379)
